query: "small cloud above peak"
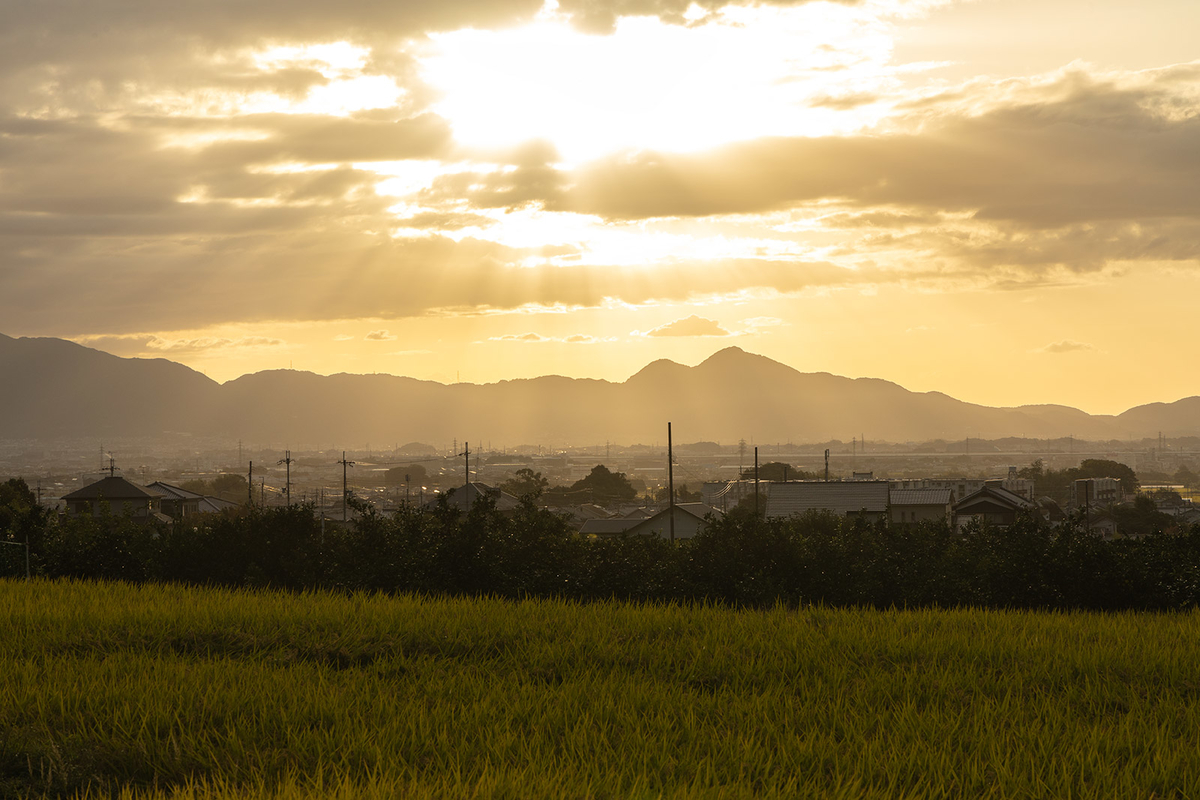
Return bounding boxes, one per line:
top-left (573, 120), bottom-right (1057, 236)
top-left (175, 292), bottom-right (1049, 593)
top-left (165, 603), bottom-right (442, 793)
top-left (1036, 340), bottom-right (1095, 354)
top-left (635, 315), bottom-right (732, 338)
top-left (365, 329), bottom-right (397, 341)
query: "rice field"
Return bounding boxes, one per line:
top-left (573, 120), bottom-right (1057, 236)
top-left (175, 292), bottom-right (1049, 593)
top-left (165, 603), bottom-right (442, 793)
top-left (2, 579), bottom-right (1199, 798)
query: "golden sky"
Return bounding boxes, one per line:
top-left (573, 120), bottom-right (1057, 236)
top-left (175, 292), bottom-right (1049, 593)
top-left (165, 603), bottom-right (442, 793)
top-left (2, 0), bottom-right (1198, 415)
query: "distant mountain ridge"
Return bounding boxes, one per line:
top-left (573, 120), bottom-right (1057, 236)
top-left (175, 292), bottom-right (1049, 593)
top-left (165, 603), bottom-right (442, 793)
top-left (1, 333), bottom-right (1197, 444)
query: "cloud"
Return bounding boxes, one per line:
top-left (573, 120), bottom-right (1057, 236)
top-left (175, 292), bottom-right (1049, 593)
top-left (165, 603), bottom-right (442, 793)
top-left (636, 315), bottom-right (733, 338)
top-left (741, 316), bottom-right (786, 330)
top-left (560, 71), bottom-right (1200, 226)
top-left (365, 329), bottom-right (397, 341)
top-left (75, 334), bottom-right (287, 355)
top-left (332, 334), bottom-right (355, 341)
top-left (486, 332), bottom-right (612, 343)
top-left (1036, 340), bottom-right (1095, 354)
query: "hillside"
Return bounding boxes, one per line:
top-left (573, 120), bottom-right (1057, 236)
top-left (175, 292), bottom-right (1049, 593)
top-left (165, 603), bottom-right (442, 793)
top-left (1, 334), bottom-right (1197, 443)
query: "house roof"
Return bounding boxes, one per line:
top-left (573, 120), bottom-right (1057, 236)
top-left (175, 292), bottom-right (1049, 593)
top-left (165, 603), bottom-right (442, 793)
top-left (673, 502), bottom-right (723, 520)
top-left (889, 489), bottom-right (953, 506)
top-left (425, 482), bottom-right (521, 512)
top-left (766, 481), bottom-right (889, 518)
top-left (62, 476), bottom-right (158, 501)
top-left (199, 496), bottom-right (239, 513)
top-left (146, 482), bottom-right (206, 501)
top-left (580, 518), bottom-right (642, 536)
top-left (624, 503), bottom-right (724, 537)
top-left (956, 485), bottom-right (1036, 513)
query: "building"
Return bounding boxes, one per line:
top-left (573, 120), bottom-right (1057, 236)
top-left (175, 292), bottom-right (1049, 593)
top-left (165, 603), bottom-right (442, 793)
top-left (765, 481), bottom-right (889, 523)
top-left (624, 503), bottom-right (722, 540)
top-left (953, 485), bottom-right (1038, 530)
top-left (147, 481), bottom-right (204, 518)
top-left (583, 503), bottom-right (722, 540)
top-left (1073, 478), bottom-right (1124, 508)
top-left (889, 488), bottom-right (953, 525)
top-left (61, 476), bottom-right (168, 522)
top-left (423, 482), bottom-right (521, 515)
top-left (890, 468), bottom-right (1036, 502)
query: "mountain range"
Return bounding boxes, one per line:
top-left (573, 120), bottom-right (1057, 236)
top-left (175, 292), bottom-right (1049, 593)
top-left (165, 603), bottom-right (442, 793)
top-left (1, 332), bottom-right (1197, 445)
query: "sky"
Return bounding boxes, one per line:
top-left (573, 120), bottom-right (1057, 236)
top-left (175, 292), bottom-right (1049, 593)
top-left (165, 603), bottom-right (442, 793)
top-left (1, 0), bottom-right (1198, 415)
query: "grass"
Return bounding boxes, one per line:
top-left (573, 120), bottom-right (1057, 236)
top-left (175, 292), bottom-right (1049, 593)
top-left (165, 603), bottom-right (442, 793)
top-left (2, 580), bottom-right (1199, 798)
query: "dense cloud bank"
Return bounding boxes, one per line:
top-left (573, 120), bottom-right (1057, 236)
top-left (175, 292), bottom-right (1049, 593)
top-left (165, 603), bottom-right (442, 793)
top-left (1, 0), bottom-right (1197, 336)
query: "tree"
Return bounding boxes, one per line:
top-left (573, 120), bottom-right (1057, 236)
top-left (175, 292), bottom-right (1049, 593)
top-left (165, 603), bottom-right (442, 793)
top-left (210, 473), bottom-right (248, 500)
top-left (1078, 459), bottom-right (1139, 491)
top-left (566, 465), bottom-right (637, 505)
top-left (740, 462), bottom-right (819, 482)
top-left (1017, 459), bottom-right (1045, 482)
top-left (1173, 465), bottom-right (1198, 488)
top-left (386, 464), bottom-right (427, 487)
top-left (500, 468), bottom-right (549, 500)
top-left (654, 484), bottom-right (702, 504)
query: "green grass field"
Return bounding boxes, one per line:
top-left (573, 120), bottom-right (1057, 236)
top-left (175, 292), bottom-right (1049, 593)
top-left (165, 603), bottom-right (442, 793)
top-left (2, 580), bottom-right (1199, 799)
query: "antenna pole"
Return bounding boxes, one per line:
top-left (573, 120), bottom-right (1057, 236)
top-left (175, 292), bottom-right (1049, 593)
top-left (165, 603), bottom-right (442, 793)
top-left (667, 422), bottom-right (675, 544)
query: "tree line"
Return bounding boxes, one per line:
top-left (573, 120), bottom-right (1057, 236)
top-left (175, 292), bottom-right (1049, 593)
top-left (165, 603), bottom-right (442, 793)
top-left (3, 476), bottom-right (1199, 610)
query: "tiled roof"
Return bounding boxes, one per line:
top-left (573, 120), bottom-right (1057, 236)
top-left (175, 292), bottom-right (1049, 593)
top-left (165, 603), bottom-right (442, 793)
top-left (956, 485), bottom-right (1036, 512)
top-left (889, 489), bottom-right (953, 506)
top-left (765, 481), bottom-right (889, 518)
top-left (580, 518), bottom-right (642, 536)
top-left (199, 496), bottom-right (239, 513)
top-left (62, 476), bottom-right (157, 501)
top-left (147, 482), bottom-right (206, 501)
top-left (674, 502), bottom-right (723, 520)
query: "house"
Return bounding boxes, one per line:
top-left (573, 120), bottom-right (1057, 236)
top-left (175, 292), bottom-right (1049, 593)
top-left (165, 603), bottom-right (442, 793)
top-left (199, 496), bottom-right (240, 514)
top-left (423, 482), bottom-right (521, 515)
top-left (888, 488), bottom-right (953, 525)
top-left (61, 476), bottom-right (170, 522)
top-left (765, 481), bottom-right (889, 523)
top-left (953, 485), bottom-right (1038, 530)
top-left (147, 482), bottom-right (204, 518)
top-left (582, 503), bottom-right (723, 540)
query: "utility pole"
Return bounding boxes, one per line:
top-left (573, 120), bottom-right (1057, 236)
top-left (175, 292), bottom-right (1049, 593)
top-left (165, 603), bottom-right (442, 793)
top-left (825, 449), bottom-right (830, 482)
top-left (459, 441), bottom-right (470, 486)
top-left (277, 450), bottom-right (293, 506)
top-left (667, 422), bottom-right (675, 544)
top-left (248, 461), bottom-right (253, 506)
top-left (338, 451), bottom-right (355, 521)
top-left (754, 446), bottom-right (760, 517)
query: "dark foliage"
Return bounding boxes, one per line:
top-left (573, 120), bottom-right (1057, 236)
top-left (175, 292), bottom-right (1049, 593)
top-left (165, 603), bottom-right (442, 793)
top-left (5, 477), bottom-right (1200, 611)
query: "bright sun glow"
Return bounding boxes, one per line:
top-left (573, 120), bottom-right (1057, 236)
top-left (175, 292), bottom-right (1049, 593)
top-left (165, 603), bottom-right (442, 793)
top-left (420, 3), bottom-right (896, 163)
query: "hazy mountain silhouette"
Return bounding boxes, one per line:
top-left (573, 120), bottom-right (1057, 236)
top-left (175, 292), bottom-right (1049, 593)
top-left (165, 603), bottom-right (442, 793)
top-left (1, 334), bottom-right (1196, 444)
